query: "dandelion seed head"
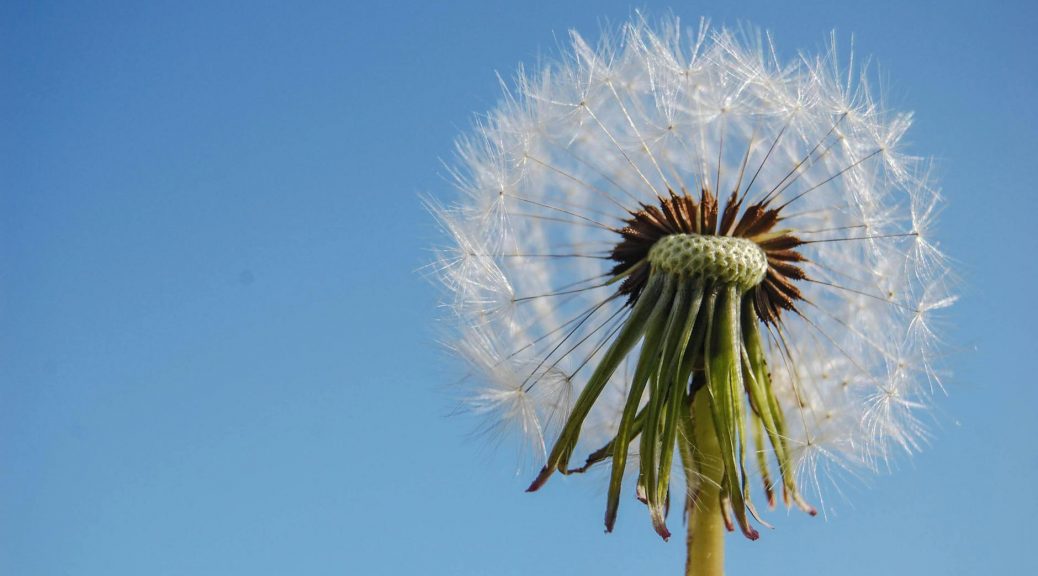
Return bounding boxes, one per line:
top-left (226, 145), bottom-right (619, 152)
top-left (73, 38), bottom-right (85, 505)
top-left (431, 14), bottom-right (951, 535)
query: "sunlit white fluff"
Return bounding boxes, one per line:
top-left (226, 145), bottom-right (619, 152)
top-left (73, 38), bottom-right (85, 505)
top-left (432, 15), bottom-right (950, 501)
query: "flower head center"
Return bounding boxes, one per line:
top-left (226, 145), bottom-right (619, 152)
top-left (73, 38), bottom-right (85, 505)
top-left (609, 189), bottom-right (806, 323)
top-left (647, 233), bottom-right (767, 292)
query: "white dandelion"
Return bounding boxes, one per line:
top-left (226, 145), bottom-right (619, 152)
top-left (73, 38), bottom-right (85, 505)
top-left (430, 15), bottom-right (951, 575)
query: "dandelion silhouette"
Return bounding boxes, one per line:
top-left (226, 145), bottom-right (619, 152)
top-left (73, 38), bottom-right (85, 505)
top-left (432, 14), bottom-right (951, 575)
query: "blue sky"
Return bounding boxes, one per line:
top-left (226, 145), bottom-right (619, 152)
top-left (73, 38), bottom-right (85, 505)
top-left (2, 1), bottom-right (1036, 574)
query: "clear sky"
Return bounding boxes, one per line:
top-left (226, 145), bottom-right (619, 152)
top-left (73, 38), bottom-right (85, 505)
top-left (2, 1), bottom-right (1036, 574)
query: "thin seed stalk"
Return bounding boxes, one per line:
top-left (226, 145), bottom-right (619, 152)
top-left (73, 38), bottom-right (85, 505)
top-left (685, 389), bottom-right (726, 576)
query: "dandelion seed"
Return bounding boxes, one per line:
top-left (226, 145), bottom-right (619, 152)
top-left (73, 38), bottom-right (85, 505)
top-left (431, 14), bottom-right (951, 575)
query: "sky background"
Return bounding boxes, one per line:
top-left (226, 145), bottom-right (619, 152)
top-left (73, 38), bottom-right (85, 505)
top-left (2, 1), bottom-right (1036, 574)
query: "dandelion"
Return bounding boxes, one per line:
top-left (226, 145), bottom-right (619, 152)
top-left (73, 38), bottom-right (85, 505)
top-left (431, 15), bottom-right (951, 575)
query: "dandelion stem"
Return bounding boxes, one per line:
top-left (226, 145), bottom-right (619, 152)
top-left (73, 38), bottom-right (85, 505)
top-left (685, 390), bottom-right (726, 576)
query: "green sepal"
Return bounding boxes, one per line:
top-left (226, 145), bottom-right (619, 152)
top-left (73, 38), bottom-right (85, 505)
top-left (604, 273), bottom-right (676, 531)
top-left (704, 285), bottom-right (759, 540)
top-left (564, 408), bottom-right (646, 475)
top-left (650, 283), bottom-right (704, 536)
top-left (639, 278), bottom-right (691, 539)
top-left (527, 273), bottom-right (665, 492)
top-left (740, 297), bottom-right (813, 514)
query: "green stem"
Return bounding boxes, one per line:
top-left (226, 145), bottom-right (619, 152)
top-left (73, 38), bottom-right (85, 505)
top-left (686, 390), bottom-right (725, 576)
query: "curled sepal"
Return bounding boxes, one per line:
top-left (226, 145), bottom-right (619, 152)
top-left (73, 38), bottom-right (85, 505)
top-left (750, 411), bottom-right (777, 509)
top-left (527, 274), bottom-right (665, 492)
top-left (704, 285), bottom-right (759, 540)
top-left (604, 273), bottom-right (676, 533)
top-left (740, 297), bottom-right (816, 516)
top-left (637, 278), bottom-right (692, 540)
top-left (564, 409), bottom-right (645, 475)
